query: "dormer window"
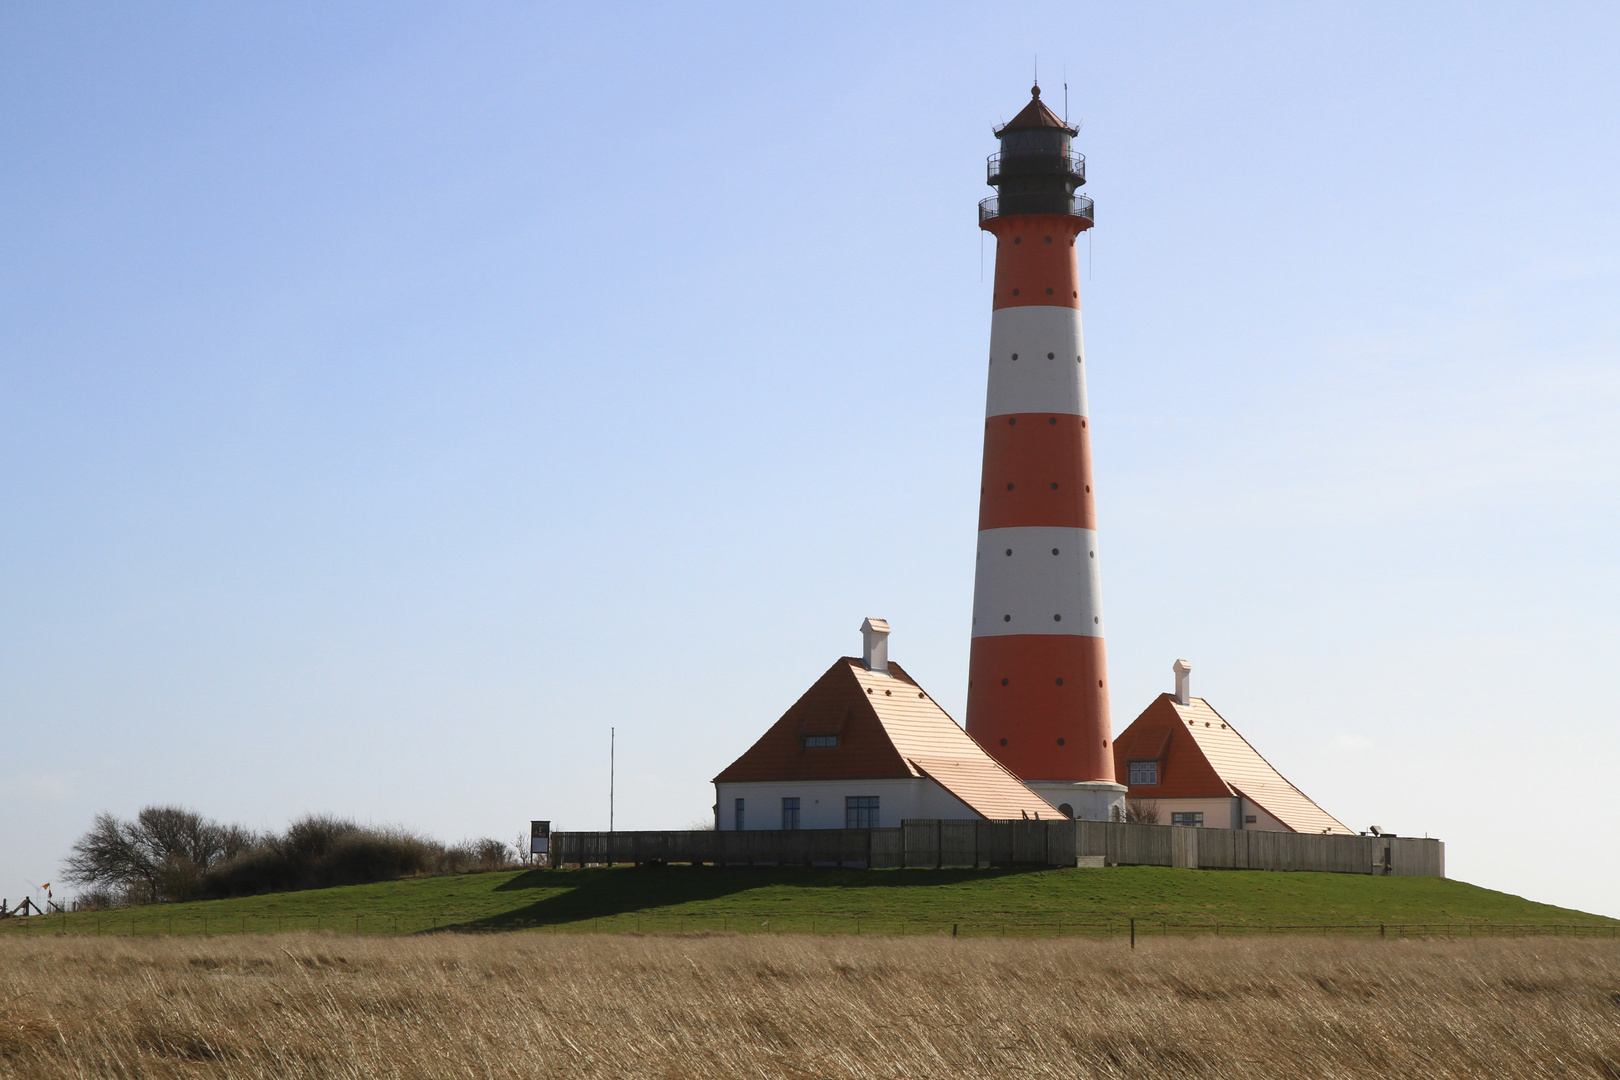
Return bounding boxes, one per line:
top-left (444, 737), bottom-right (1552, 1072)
top-left (803, 735), bottom-right (838, 748)
top-left (1128, 760), bottom-right (1159, 785)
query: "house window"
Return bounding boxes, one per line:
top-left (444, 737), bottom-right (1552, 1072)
top-left (734, 798), bottom-right (745, 831)
top-left (846, 795), bottom-right (879, 829)
top-left (1245, 815), bottom-right (1258, 824)
top-left (1128, 760), bottom-right (1158, 785)
top-left (1171, 811), bottom-right (1204, 827)
top-left (803, 734), bottom-right (838, 747)
top-left (781, 797), bottom-right (800, 830)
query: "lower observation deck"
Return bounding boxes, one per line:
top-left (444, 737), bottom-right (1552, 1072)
top-left (980, 194), bottom-right (1094, 228)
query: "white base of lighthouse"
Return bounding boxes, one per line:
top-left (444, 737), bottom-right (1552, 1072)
top-left (1025, 780), bottom-right (1127, 822)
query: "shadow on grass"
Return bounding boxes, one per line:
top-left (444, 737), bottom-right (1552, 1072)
top-left (450, 865), bottom-right (1043, 931)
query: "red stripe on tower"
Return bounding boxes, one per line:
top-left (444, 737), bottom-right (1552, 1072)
top-left (965, 85), bottom-right (1126, 822)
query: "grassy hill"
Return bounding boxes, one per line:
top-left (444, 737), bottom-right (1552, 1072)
top-left (5, 865), bottom-right (1613, 939)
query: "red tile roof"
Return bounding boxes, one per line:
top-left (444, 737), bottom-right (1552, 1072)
top-left (996, 86), bottom-right (1076, 136)
top-left (715, 658), bottom-right (1057, 821)
top-left (1114, 694), bottom-right (1351, 835)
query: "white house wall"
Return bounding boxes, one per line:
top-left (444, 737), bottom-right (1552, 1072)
top-left (1138, 796), bottom-right (1293, 832)
top-left (1145, 798), bottom-right (1240, 829)
top-left (1239, 798), bottom-right (1289, 832)
top-left (714, 777), bottom-right (978, 831)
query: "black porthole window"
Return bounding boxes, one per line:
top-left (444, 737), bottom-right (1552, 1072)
top-left (1011, 352), bottom-right (1019, 360)
top-left (1058, 738), bottom-right (1066, 746)
top-left (1048, 417), bottom-right (1057, 425)
top-left (1051, 548), bottom-right (1059, 555)
top-left (1009, 417), bottom-right (1017, 425)
top-left (1053, 614), bottom-right (1062, 621)
top-left (1045, 236), bottom-right (1052, 243)
top-left (1000, 737), bottom-right (1008, 745)
top-left (1050, 482), bottom-right (1058, 490)
top-left (1047, 352), bottom-right (1055, 359)
top-left (1094, 616), bottom-right (1100, 624)
top-left (1055, 678), bottom-right (1064, 686)
top-left (1006, 482), bottom-right (1015, 490)
top-left (1013, 289), bottom-right (1021, 295)
top-left (1003, 614), bottom-right (1011, 622)
top-left (884, 690), bottom-right (891, 696)
top-left (1001, 679), bottom-right (1009, 687)
top-left (1046, 288), bottom-right (1054, 295)
top-left (1004, 548), bottom-right (1012, 556)
top-left (1089, 550), bottom-right (1095, 558)
top-left (1014, 237), bottom-right (1022, 244)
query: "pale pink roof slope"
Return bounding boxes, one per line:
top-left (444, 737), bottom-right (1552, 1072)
top-left (847, 661), bottom-right (1058, 821)
top-left (1172, 697), bottom-right (1352, 835)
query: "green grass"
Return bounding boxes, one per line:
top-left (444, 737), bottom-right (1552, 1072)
top-left (5, 866), bottom-right (1613, 939)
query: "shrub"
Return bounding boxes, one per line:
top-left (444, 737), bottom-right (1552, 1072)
top-left (64, 809), bottom-right (519, 906)
top-left (1125, 798), bottom-right (1161, 825)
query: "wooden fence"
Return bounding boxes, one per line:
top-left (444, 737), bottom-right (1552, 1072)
top-left (552, 820), bottom-right (1444, 878)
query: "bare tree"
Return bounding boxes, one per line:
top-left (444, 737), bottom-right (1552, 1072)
top-left (62, 812), bottom-right (151, 897)
top-left (62, 807), bottom-right (254, 903)
top-left (1125, 798), bottom-right (1161, 825)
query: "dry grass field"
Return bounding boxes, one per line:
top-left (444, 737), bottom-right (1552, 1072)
top-left (3, 932), bottom-right (1619, 1079)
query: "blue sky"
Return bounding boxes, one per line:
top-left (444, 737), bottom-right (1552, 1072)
top-left (3, 3), bottom-right (1617, 916)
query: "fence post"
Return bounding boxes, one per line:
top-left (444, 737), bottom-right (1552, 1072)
top-left (1130, 917), bottom-right (1135, 950)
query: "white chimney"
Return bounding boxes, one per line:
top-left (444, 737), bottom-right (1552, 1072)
top-left (1173, 658), bottom-right (1191, 705)
top-left (861, 617), bottom-right (891, 673)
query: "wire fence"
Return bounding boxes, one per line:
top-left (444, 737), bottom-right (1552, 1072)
top-left (2, 910), bottom-right (1616, 941)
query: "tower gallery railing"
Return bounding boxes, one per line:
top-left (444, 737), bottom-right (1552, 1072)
top-left (987, 148), bottom-right (1085, 185)
top-left (979, 193), bottom-right (1095, 225)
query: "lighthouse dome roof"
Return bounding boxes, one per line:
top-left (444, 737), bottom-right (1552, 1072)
top-left (994, 84), bottom-right (1077, 137)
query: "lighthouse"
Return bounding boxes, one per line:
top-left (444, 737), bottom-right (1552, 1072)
top-left (966, 85), bottom-right (1126, 821)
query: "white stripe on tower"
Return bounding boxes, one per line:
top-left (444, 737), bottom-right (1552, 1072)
top-left (972, 525), bottom-right (1102, 636)
top-left (985, 305), bottom-right (1089, 418)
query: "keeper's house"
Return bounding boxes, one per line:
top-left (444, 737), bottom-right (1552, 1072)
top-left (1111, 660), bottom-right (1352, 834)
top-left (713, 619), bottom-right (1057, 830)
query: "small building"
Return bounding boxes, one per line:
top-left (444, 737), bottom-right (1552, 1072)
top-left (713, 619), bottom-right (1058, 830)
top-left (1111, 660), bottom-right (1352, 834)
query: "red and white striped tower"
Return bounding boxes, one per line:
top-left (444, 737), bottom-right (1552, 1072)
top-left (966, 85), bottom-right (1126, 820)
